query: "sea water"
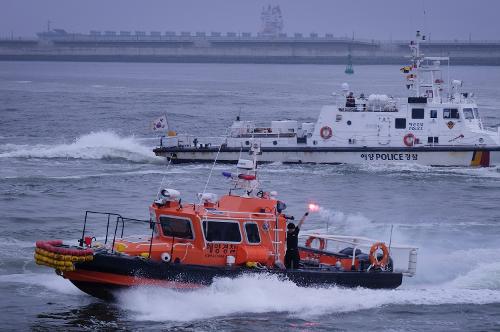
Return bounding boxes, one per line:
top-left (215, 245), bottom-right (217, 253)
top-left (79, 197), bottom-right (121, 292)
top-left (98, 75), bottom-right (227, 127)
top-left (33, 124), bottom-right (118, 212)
top-left (1, 61), bottom-right (500, 331)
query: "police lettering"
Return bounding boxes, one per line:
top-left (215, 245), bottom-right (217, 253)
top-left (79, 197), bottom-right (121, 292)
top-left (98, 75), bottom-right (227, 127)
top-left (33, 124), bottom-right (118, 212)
top-left (360, 153), bottom-right (418, 161)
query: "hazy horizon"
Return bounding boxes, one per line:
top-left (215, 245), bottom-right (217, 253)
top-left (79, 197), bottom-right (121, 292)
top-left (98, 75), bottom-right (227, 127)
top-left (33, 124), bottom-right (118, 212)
top-left (2, 0), bottom-right (500, 40)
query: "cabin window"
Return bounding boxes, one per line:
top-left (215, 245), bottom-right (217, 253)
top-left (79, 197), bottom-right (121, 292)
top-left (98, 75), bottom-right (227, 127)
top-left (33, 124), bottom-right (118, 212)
top-left (428, 136), bottom-right (439, 144)
top-left (411, 108), bottom-right (425, 119)
top-left (473, 108), bottom-right (480, 119)
top-left (463, 108), bottom-right (474, 119)
top-left (203, 220), bottom-right (242, 243)
top-left (160, 216), bottom-right (194, 239)
top-left (443, 108), bottom-right (460, 119)
top-left (395, 118), bottom-right (406, 129)
top-left (244, 223), bottom-right (261, 244)
top-left (430, 110), bottom-right (437, 118)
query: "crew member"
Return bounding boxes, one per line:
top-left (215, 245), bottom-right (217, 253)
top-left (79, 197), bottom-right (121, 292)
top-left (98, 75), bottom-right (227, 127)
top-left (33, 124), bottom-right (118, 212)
top-left (285, 211), bottom-right (308, 269)
top-left (345, 92), bottom-right (356, 108)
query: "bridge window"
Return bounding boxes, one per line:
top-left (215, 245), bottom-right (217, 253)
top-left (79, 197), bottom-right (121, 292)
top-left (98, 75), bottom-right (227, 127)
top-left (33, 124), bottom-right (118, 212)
top-left (160, 216), bottom-right (194, 239)
top-left (203, 220), bottom-right (241, 243)
top-left (463, 108), bottom-right (474, 119)
top-left (395, 118), bottom-right (406, 129)
top-left (244, 223), bottom-right (261, 244)
top-left (473, 108), bottom-right (480, 119)
top-left (412, 108), bottom-right (425, 119)
top-left (430, 110), bottom-right (437, 118)
top-left (443, 108), bottom-right (460, 119)
top-left (428, 136), bottom-right (439, 144)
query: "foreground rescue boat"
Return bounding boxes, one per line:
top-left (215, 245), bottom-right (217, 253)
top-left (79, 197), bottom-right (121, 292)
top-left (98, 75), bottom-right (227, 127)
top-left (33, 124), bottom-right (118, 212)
top-left (35, 144), bottom-right (418, 300)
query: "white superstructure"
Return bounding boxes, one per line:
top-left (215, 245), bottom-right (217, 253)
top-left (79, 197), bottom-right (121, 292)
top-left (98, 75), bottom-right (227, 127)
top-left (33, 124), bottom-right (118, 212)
top-left (154, 31), bottom-right (500, 167)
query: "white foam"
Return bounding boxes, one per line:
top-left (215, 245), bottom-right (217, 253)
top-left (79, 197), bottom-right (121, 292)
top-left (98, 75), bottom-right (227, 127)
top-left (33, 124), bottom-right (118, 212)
top-left (0, 272), bottom-right (81, 295)
top-left (448, 261), bottom-right (500, 290)
top-left (0, 131), bottom-right (161, 163)
top-left (261, 162), bottom-right (500, 179)
top-left (118, 274), bottom-right (500, 322)
top-left (318, 207), bottom-right (373, 233)
top-left (360, 162), bottom-right (500, 179)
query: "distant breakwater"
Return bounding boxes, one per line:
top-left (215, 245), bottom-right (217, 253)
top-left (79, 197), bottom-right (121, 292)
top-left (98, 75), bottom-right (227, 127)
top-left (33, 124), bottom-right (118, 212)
top-left (1, 37), bottom-right (499, 65)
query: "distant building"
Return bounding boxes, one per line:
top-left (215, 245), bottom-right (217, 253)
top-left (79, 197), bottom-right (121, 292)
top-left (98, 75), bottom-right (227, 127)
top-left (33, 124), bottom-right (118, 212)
top-left (260, 5), bottom-right (284, 36)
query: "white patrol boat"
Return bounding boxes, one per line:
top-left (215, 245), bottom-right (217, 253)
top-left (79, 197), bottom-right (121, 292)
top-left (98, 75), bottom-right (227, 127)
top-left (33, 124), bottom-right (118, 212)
top-left (154, 31), bottom-right (500, 167)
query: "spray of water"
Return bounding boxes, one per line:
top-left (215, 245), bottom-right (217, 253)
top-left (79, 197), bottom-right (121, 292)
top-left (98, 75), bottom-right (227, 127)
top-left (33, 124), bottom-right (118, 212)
top-left (0, 131), bottom-right (161, 163)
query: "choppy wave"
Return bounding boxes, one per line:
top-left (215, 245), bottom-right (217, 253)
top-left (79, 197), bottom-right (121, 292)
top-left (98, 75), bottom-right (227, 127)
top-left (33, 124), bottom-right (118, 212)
top-left (117, 274), bottom-right (500, 322)
top-left (360, 162), bottom-right (500, 179)
top-left (448, 261), bottom-right (500, 290)
top-left (1, 169), bottom-right (187, 180)
top-left (3, 261), bottom-right (499, 322)
top-left (259, 162), bottom-right (500, 179)
top-left (0, 272), bottom-right (82, 296)
top-left (0, 131), bottom-right (162, 163)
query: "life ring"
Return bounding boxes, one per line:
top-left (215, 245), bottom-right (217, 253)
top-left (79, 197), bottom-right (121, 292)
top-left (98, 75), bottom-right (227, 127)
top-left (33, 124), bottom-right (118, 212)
top-left (369, 242), bottom-right (389, 268)
top-left (320, 126), bottom-right (333, 139)
top-left (403, 133), bottom-right (415, 147)
top-left (305, 236), bottom-right (326, 251)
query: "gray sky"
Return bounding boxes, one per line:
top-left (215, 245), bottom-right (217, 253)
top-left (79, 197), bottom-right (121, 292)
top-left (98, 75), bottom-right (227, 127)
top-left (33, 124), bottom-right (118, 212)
top-left (2, 0), bottom-right (500, 40)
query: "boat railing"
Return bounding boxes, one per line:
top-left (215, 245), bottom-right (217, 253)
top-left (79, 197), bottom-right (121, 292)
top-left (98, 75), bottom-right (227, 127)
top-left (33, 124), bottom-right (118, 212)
top-left (80, 211), bottom-right (157, 257)
top-left (235, 132), bottom-right (296, 138)
top-left (300, 232), bottom-right (418, 276)
top-left (159, 134), bottom-right (226, 148)
top-left (201, 208), bottom-right (276, 221)
top-left (338, 103), bottom-right (399, 113)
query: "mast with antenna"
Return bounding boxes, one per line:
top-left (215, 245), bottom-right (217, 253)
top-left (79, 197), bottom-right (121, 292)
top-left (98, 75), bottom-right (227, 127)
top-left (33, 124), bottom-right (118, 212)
top-left (405, 30), bottom-right (449, 103)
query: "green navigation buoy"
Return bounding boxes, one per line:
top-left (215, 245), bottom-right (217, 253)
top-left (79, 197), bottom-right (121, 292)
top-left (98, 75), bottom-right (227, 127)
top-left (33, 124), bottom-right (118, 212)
top-left (345, 53), bottom-right (354, 75)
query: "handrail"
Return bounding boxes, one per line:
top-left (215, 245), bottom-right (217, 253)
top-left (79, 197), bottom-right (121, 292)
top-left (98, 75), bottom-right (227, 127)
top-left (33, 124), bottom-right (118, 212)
top-left (300, 232), bottom-right (418, 250)
top-left (81, 211), bottom-right (122, 246)
top-left (301, 232), bottom-right (418, 276)
top-left (203, 208), bottom-right (275, 217)
top-left (80, 211), bottom-right (154, 255)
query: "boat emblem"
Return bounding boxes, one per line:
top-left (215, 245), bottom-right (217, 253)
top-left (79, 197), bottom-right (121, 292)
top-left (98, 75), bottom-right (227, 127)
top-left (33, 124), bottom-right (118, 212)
top-left (262, 221), bottom-right (270, 231)
top-left (447, 121), bottom-right (455, 129)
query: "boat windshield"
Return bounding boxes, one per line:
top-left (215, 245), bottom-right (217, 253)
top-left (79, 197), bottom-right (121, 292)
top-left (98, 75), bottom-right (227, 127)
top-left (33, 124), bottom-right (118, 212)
top-left (203, 220), bottom-right (242, 243)
top-left (463, 108), bottom-right (474, 119)
top-left (160, 216), bottom-right (194, 239)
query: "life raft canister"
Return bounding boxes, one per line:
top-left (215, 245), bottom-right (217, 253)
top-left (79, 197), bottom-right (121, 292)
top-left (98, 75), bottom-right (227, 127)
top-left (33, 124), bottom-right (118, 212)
top-left (369, 242), bottom-right (389, 268)
top-left (305, 236), bottom-right (326, 251)
top-left (320, 126), bottom-right (333, 139)
top-left (403, 133), bottom-right (415, 147)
